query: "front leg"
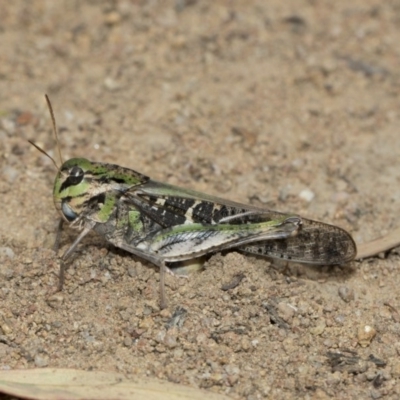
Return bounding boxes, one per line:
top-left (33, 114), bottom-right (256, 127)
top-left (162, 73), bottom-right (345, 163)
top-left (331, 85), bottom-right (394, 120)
top-left (56, 221), bottom-right (97, 291)
top-left (53, 218), bottom-right (64, 253)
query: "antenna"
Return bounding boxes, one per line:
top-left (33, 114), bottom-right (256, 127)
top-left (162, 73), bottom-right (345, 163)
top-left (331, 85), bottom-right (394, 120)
top-left (28, 95), bottom-right (63, 171)
top-left (28, 139), bottom-right (59, 171)
top-left (45, 94), bottom-right (64, 166)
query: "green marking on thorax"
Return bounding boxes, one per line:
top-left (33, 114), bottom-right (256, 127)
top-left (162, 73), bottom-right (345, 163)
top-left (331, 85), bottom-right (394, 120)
top-left (97, 193), bottom-right (117, 222)
top-left (128, 210), bottom-right (143, 231)
top-left (53, 158), bottom-right (147, 201)
top-left (87, 159), bottom-right (148, 186)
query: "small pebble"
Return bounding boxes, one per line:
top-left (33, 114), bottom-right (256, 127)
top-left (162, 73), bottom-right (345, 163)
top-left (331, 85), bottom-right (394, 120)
top-left (1, 118), bottom-right (16, 134)
top-left (117, 297), bottom-right (131, 311)
top-left (241, 337), bottom-right (251, 351)
top-left (104, 11), bottom-right (122, 25)
top-left (357, 325), bottom-right (376, 347)
top-left (277, 302), bottom-right (296, 322)
top-left (312, 388), bottom-right (332, 399)
top-left (159, 308), bottom-right (172, 319)
top-left (46, 294), bottom-right (64, 309)
top-left (334, 314), bottom-right (346, 325)
top-left (0, 247), bottom-right (15, 260)
top-left (299, 188), bottom-right (315, 202)
top-left (0, 267), bottom-right (14, 280)
top-left (0, 322), bottom-right (13, 335)
top-left (310, 322), bottom-right (326, 336)
top-left (338, 286), bottom-right (354, 302)
top-left (104, 77), bottom-right (122, 91)
top-left (196, 332), bottom-right (207, 345)
top-left (139, 317), bottom-right (154, 330)
top-left (155, 330), bottom-right (166, 343)
top-left (365, 370), bottom-right (377, 381)
top-left (370, 389), bottom-right (382, 399)
top-left (391, 362), bottom-right (400, 378)
top-left (164, 332), bottom-right (178, 349)
top-left (0, 343), bottom-right (11, 358)
top-left (291, 158), bottom-right (304, 169)
top-left (2, 166), bottom-right (19, 184)
top-left (225, 364), bottom-right (240, 375)
top-left (227, 374), bottom-right (239, 385)
top-left (34, 355), bottom-right (49, 368)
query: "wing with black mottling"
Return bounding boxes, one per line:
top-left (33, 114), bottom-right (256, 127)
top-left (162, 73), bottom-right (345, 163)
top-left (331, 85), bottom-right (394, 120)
top-left (125, 180), bottom-right (356, 265)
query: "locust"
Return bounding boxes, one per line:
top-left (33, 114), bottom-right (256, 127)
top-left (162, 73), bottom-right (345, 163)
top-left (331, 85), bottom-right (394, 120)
top-left (31, 96), bottom-right (357, 309)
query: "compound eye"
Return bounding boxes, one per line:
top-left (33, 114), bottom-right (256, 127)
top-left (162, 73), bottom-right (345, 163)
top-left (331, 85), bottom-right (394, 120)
top-left (61, 201), bottom-right (77, 221)
top-left (69, 166), bottom-right (84, 185)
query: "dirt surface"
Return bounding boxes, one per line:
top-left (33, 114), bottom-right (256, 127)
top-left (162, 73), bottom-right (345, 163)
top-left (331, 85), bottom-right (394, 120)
top-left (1, 1), bottom-right (400, 399)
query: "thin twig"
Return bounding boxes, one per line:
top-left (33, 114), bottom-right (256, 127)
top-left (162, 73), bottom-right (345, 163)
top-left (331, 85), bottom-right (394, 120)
top-left (356, 227), bottom-right (400, 260)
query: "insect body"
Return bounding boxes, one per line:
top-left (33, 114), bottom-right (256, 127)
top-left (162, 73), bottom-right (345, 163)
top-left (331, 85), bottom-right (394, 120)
top-left (54, 158), bottom-right (356, 308)
top-left (33, 97), bottom-right (357, 309)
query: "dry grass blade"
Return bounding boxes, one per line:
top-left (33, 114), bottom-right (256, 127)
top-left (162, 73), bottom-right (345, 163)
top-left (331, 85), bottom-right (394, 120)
top-left (0, 368), bottom-right (231, 400)
top-left (356, 227), bottom-right (400, 259)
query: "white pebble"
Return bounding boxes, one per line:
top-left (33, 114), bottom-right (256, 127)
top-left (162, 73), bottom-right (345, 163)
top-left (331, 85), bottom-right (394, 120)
top-left (299, 188), bottom-right (315, 202)
top-left (2, 167), bottom-right (19, 184)
top-left (0, 247), bottom-right (14, 259)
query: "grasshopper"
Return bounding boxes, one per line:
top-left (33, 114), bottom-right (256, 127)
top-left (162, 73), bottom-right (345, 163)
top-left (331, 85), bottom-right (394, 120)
top-left (31, 96), bottom-right (357, 308)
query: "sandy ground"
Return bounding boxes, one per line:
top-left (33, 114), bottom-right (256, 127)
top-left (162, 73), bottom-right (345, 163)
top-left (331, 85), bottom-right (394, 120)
top-left (1, 1), bottom-right (400, 399)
